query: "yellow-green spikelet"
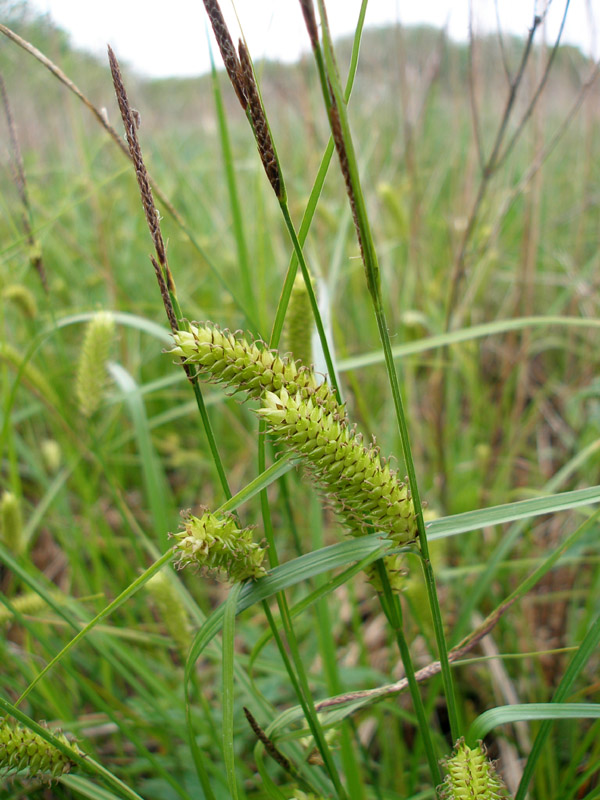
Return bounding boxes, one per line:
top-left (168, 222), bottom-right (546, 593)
top-left (0, 721), bottom-right (81, 780)
top-left (170, 324), bottom-right (416, 545)
top-left (75, 311), bottom-right (115, 417)
top-left (171, 510), bottom-right (267, 583)
top-left (170, 323), bottom-right (341, 416)
top-left (258, 388), bottom-right (416, 543)
top-left (285, 274), bottom-right (313, 368)
top-left (440, 739), bottom-right (510, 800)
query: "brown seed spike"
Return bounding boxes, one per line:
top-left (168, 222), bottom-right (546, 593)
top-left (298, 0), bottom-right (319, 51)
top-left (202, 0), bottom-right (248, 109)
top-left (329, 97), bottom-right (366, 266)
top-left (238, 41), bottom-right (282, 200)
top-left (108, 46), bottom-right (179, 331)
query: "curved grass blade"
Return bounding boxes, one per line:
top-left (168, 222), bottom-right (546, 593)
top-left (337, 316), bottom-right (600, 372)
top-left (427, 484), bottom-right (600, 540)
top-left (109, 362), bottom-right (174, 549)
top-left (184, 534), bottom-right (390, 685)
top-left (468, 703), bottom-right (600, 744)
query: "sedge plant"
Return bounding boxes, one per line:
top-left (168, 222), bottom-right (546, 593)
top-left (1, 1), bottom-right (599, 799)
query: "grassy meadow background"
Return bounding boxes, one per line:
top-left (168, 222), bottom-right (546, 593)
top-left (1, 1), bottom-right (599, 798)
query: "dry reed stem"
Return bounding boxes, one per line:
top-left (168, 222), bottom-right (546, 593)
top-left (202, 0), bottom-right (248, 109)
top-left (107, 46), bottom-right (178, 331)
top-left (0, 72), bottom-right (47, 292)
top-left (237, 41), bottom-right (282, 199)
top-left (445, 12), bottom-right (546, 332)
top-left (314, 597), bottom-right (517, 713)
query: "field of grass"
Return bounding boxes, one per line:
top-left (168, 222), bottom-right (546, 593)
top-left (1, 2), bottom-right (600, 798)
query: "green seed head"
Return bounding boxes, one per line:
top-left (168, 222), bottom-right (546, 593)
top-left (0, 720), bottom-right (81, 780)
top-left (3, 284), bottom-right (37, 318)
top-left (440, 739), bottom-right (510, 800)
top-left (171, 509), bottom-right (267, 583)
top-left (258, 389), bottom-right (416, 544)
top-left (75, 311), bottom-right (115, 417)
top-left (169, 323), bottom-right (417, 549)
top-left (0, 492), bottom-right (24, 556)
top-left (285, 274), bottom-right (313, 368)
top-left (0, 590), bottom-right (65, 627)
top-left (169, 323), bottom-right (341, 416)
top-left (146, 570), bottom-right (191, 655)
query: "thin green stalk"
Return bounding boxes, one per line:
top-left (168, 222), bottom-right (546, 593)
top-left (315, 0), bottom-right (460, 742)
top-left (375, 560), bottom-right (442, 786)
top-left (169, 290), bottom-right (234, 503)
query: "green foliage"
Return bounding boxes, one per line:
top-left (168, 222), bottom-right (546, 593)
top-left (1, 3), bottom-right (599, 799)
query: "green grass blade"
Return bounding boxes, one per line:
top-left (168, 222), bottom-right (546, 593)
top-left (337, 316), bottom-right (600, 371)
top-left (60, 774), bottom-right (126, 799)
top-left (218, 452), bottom-right (296, 514)
top-left (427, 484), bottom-right (600, 539)
top-left (16, 551), bottom-right (174, 707)
top-left (184, 534), bottom-right (390, 684)
top-left (468, 703), bottom-right (600, 743)
top-left (109, 362), bottom-right (174, 548)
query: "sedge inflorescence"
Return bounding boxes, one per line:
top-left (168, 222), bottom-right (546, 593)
top-left (440, 739), bottom-right (510, 800)
top-left (171, 323), bottom-right (340, 414)
top-left (0, 720), bottom-right (81, 780)
top-left (170, 324), bottom-right (417, 550)
top-left (171, 509), bottom-right (267, 583)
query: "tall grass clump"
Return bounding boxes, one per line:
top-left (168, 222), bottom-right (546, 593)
top-left (1, 1), bottom-right (599, 799)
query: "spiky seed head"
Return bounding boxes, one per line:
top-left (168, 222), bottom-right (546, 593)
top-left (439, 739), bottom-right (510, 800)
top-left (257, 389), bottom-right (416, 543)
top-left (0, 491), bottom-right (24, 556)
top-left (171, 510), bottom-right (267, 583)
top-left (146, 570), bottom-right (191, 656)
top-left (169, 323), bottom-right (417, 545)
top-left (285, 274), bottom-right (313, 369)
top-left (169, 323), bottom-right (342, 416)
top-left (75, 312), bottom-right (115, 417)
top-left (0, 720), bottom-right (81, 780)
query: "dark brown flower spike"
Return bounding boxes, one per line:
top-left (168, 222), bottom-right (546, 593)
top-left (298, 0), bottom-right (319, 52)
top-left (237, 41), bottom-right (283, 200)
top-left (202, 0), bottom-right (248, 109)
top-left (107, 45), bottom-right (178, 330)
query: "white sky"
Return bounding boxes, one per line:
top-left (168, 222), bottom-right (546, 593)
top-left (27, 0), bottom-right (598, 79)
